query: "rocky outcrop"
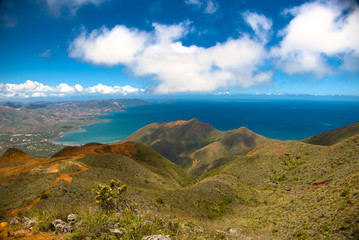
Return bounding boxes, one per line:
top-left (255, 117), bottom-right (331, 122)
top-left (51, 214), bottom-right (80, 233)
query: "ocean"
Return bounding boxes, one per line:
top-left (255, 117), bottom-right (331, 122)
top-left (54, 99), bottom-right (359, 145)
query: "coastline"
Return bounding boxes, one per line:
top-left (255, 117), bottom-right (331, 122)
top-left (50, 128), bottom-right (88, 146)
top-left (48, 100), bottom-right (359, 145)
top-left (49, 113), bottom-right (114, 146)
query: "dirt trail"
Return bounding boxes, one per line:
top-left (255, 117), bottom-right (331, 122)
top-left (2, 161), bottom-right (88, 216)
top-left (48, 161), bottom-right (88, 186)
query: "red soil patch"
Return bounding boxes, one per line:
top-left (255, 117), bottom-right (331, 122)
top-left (246, 150), bottom-right (256, 156)
top-left (233, 205), bottom-right (246, 209)
top-left (135, 160), bottom-right (156, 171)
top-left (3, 196), bottom-right (42, 216)
top-left (165, 120), bottom-right (187, 127)
top-left (311, 179), bottom-right (331, 189)
top-left (55, 142), bottom-right (137, 160)
top-left (2, 161), bottom-right (88, 216)
top-left (48, 161), bottom-right (88, 186)
top-left (0, 224), bottom-right (62, 240)
top-left (0, 176), bottom-right (14, 184)
top-left (275, 150), bottom-right (285, 155)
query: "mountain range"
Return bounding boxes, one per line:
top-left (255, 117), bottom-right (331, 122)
top-left (0, 119), bottom-right (358, 239)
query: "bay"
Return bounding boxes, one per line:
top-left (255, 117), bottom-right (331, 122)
top-left (54, 99), bottom-right (359, 145)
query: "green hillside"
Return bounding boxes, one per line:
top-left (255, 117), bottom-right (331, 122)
top-left (301, 121), bottom-right (359, 146)
top-left (0, 122), bottom-right (358, 239)
top-left (199, 134), bottom-right (359, 239)
top-left (117, 118), bottom-right (272, 177)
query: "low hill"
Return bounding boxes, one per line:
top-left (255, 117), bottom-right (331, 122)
top-left (116, 118), bottom-right (272, 177)
top-left (0, 148), bottom-right (32, 167)
top-left (301, 121), bottom-right (359, 146)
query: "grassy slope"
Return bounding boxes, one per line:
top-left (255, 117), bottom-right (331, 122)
top-left (117, 118), bottom-right (272, 177)
top-left (51, 142), bottom-right (194, 187)
top-left (200, 134), bottom-right (359, 239)
top-left (0, 142), bottom-right (194, 216)
top-left (117, 119), bottom-right (221, 167)
top-left (301, 121), bottom-right (359, 146)
top-left (1, 123), bottom-right (358, 239)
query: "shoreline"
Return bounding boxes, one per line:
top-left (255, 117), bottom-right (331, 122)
top-left (50, 115), bottom-right (113, 146)
top-left (49, 111), bottom-right (126, 146)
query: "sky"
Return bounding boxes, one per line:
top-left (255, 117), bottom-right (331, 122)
top-left (0, 0), bottom-right (358, 99)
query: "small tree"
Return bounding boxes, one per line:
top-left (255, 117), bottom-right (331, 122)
top-left (93, 179), bottom-right (137, 213)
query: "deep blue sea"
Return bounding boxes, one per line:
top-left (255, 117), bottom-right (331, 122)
top-left (55, 99), bottom-right (359, 145)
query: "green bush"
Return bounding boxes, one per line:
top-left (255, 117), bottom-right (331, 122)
top-left (93, 179), bottom-right (137, 214)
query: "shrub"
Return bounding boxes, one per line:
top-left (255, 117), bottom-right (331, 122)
top-left (93, 179), bottom-right (137, 214)
top-left (156, 197), bottom-right (165, 204)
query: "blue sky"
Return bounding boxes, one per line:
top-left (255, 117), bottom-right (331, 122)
top-left (0, 0), bottom-right (358, 99)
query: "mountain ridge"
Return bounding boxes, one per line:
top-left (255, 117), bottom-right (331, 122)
top-left (116, 118), bottom-right (273, 177)
top-left (0, 120), bottom-right (358, 239)
top-left (301, 121), bottom-right (359, 146)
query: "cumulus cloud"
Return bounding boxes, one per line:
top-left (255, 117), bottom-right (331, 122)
top-left (242, 11), bottom-right (272, 43)
top-left (68, 21), bottom-right (272, 94)
top-left (0, 80), bottom-right (143, 98)
top-left (68, 25), bottom-right (149, 66)
top-left (271, 0), bottom-right (359, 76)
top-left (46, 0), bottom-right (107, 17)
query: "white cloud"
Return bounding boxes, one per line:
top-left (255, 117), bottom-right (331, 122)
top-left (184, 0), bottom-right (218, 14)
top-left (0, 80), bottom-right (143, 98)
top-left (185, 0), bottom-right (202, 6)
top-left (86, 83), bottom-right (142, 95)
top-left (204, 0), bottom-right (218, 14)
top-left (45, 0), bottom-right (107, 17)
top-left (68, 25), bottom-right (148, 66)
top-left (242, 11), bottom-right (272, 43)
top-left (271, 0), bottom-right (359, 76)
top-left (68, 22), bottom-right (272, 94)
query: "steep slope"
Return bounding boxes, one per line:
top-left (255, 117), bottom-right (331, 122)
top-left (189, 126), bottom-right (272, 177)
top-left (0, 142), bottom-right (193, 216)
top-left (117, 118), bottom-right (272, 176)
top-left (118, 119), bottom-right (221, 166)
top-left (51, 142), bottom-right (193, 187)
top-left (200, 134), bottom-right (359, 239)
top-left (301, 121), bottom-right (359, 146)
top-left (1, 122), bottom-right (358, 239)
top-left (0, 148), bottom-right (32, 167)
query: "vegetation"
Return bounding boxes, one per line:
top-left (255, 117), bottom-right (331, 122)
top-left (94, 179), bottom-right (137, 214)
top-left (301, 121), bottom-right (359, 146)
top-left (117, 118), bottom-right (272, 177)
top-left (0, 121), bottom-right (358, 239)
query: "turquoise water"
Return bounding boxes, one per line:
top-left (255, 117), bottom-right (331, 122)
top-left (55, 100), bottom-right (359, 145)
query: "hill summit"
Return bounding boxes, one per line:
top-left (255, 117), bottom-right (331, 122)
top-left (0, 148), bottom-right (32, 167)
top-left (116, 118), bottom-right (272, 177)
